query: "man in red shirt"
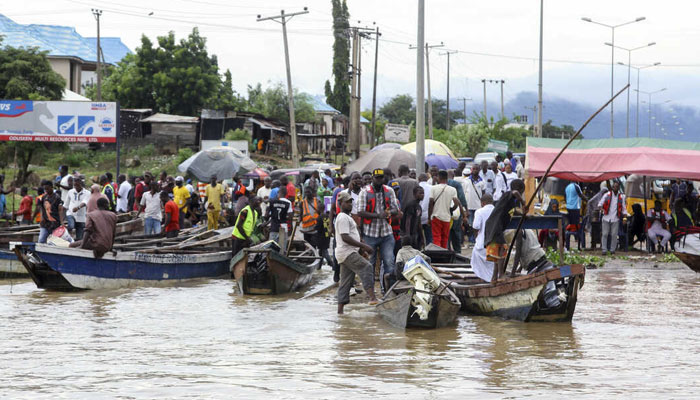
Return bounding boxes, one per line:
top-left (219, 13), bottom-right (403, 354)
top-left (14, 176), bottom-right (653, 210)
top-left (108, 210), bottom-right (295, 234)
top-left (160, 191), bottom-right (180, 238)
top-left (14, 187), bottom-right (33, 225)
top-left (133, 172), bottom-right (151, 211)
top-left (280, 176), bottom-right (296, 204)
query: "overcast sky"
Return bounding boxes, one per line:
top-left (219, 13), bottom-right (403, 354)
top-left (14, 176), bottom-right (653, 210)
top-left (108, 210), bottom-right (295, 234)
top-left (6, 0), bottom-right (700, 112)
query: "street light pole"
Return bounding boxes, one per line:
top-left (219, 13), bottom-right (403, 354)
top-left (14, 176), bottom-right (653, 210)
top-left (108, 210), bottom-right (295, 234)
top-left (582, 16), bottom-right (646, 138)
top-left (619, 61), bottom-right (660, 137)
top-left (636, 87), bottom-right (666, 137)
top-left (606, 42), bottom-right (655, 138)
top-left (537, 0), bottom-right (543, 138)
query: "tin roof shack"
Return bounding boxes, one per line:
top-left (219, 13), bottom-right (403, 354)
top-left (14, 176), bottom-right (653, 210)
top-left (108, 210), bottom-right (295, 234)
top-left (200, 109), bottom-right (288, 157)
top-left (140, 113), bottom-right (199, 154)
top-left (120, 109), bottom-right (153, 139)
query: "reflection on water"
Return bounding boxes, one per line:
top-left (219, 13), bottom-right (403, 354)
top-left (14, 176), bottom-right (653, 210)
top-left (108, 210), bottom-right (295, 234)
top-left (1, 264), bottom-right (699, 398)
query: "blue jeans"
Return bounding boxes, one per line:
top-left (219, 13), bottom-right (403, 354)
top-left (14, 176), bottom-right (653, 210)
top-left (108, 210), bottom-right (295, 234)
top-left (144, 217), bottom-right (162, 236)
top-left (66, 215), bottom-right (85, 240)
top-left (38, 227), bottom-right (50, 244)
top-left (364, 234), bottom-right (396, 293)
top-left (422, 224), bottom-right (433, 245)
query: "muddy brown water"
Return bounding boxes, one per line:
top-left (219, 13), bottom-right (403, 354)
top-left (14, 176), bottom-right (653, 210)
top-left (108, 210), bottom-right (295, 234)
top-left (1, 261), bottom-right (698, 398)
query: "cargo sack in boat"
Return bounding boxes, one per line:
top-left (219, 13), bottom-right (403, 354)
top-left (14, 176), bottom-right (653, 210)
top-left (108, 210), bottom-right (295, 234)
top-left (47, 226), bottom-right (74, 246)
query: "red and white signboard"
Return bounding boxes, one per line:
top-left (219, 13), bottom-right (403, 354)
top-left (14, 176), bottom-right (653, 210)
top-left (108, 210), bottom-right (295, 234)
top-left (0, 100), bottom-right (118, 143)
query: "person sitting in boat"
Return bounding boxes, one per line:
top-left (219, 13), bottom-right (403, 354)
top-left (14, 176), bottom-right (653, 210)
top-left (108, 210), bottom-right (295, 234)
top-left (647, 200), bottom-right (672, 253)
top-left (335, 191), bottom-right (378, 314)
top-left (69, 198), bottom-right (117, 258)
top-left (232, 196), bottom-right (264, 256)
top-left (505, 228), bottom-right (563, 309)
top-left (538, 198), bottom-right (562, 248)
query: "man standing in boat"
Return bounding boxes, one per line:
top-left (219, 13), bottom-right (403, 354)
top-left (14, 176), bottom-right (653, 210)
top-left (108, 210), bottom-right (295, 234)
top-left (161, 191), bottom-right (180, 238)
top-left (335, 191), bottom-right (378, 314)
top-left (357, 169), bottom-right (399, 294)
top-left (137, 182), bottom-right (162, 236)
top-left (232, 196), bottom-right (263, 256)
top-left (204, 175), bottom-right (224, 231)
top-left (471, 193), bottom-right (495, 282)
top-left (38, 180), bottom-right (64, 244)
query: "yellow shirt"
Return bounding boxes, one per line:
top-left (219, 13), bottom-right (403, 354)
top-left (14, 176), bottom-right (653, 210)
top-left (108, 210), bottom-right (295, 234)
top-left (173, 186), bottom-right (191, 213)
top-left (205, 184), bottom-right (224, 211)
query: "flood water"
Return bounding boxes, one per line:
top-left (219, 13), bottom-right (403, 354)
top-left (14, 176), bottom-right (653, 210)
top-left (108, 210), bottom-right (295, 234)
top-left (2, 261), bottom-right (699, 398)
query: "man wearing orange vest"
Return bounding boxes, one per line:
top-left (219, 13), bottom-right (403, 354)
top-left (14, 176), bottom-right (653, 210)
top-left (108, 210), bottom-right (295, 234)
top-left (301, 183), bottom-right (332, 266)
top-left (356, 169), bottom-right (399, 294)
top-left (597, 180), bottom-right (627, 256)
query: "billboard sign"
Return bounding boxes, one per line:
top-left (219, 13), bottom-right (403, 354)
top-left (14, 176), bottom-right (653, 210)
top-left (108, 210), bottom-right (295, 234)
top-left (384, 123), bottom-right (410, 143)
top-left (0, 100), bottom-right (118, 143)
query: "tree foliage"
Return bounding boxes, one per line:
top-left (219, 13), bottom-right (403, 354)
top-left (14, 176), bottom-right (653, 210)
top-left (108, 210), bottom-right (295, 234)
top-left (362, 110), bottom-right (386, 145)
top-left (246, 82), bottom-right (316, 124)
top-left (0, 40), bottom-right (65, 184)
top-left (325, 0), bottom-right (351, 116)
top-left (379, 94), bottom-right (414, 125)
top-left (90, 28), bottom-right (243, 116)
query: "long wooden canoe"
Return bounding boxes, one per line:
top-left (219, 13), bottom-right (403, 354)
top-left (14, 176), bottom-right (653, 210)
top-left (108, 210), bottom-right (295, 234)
top-left (376, 280), bottom-right (460, 329)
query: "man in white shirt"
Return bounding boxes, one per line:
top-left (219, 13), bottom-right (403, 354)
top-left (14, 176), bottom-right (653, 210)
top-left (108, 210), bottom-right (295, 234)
top-left (64, 178), bottom-right (90, 240)
top-left (647, 200), bottom-right (671, 252)
top-left (471, 194), bottom-right (495, 282)
top-left (597, 180), bottom-right (627, 256)
top-left (257, 176), bottom-right (273, 217)
top-left (429, 170), bottom-right (464, 249)
top-left (494, 163), bottom-right (518, 201)
top-left (478, 161), bottom-right (495, 196)
top-left (418, 173), bottom-right (433, 245)
top-left (57, 165), bottom-right (72, 205)
top-left (137, 183), bottom-right (163, 236)
top-left (464, 165), bottom-right (484, 243)
top-left (116, 174), bottom-right (132, 213)
top-left (335, 191), bottom-right (378, 314)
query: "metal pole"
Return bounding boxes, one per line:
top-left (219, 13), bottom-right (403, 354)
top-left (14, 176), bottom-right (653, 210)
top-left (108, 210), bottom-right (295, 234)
top-left (482, 79), bottom-right (487, 120)
top-left (426, 43), bottom-right (433, 139)
top-left (500, 80), bottom-right (505, 118)
top-left (416, 0), bottom-right (425, 174)
top-left (537, 0), bottom-right (543, 138)
top-left (610, 27), bottom-right (615, 137)
top-left (116, 102), bottom-right (120, 178)
top-left (648, 93), bottom-right (652, 138)
top-left (92, 9), bottom-right (102, 101)
top-left (626, 51), bottom-right (631, 137)
top-left (370, 26), bottom-right (380, 147)
top-left (635, 69), bottom-right (640, 137)
top-left (356, 33), bottom-right (362, 152)
top-left (446, 52), bottom-right (451, 130)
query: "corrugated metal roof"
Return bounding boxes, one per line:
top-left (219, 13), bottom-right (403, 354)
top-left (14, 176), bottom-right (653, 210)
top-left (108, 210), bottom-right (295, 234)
top-left (248, 117), bottom-right (286, 132)
top-left (310, 95), bottom-right (340, 114)
top-left (141, 113), bottom-right (199, 123)
top-left (0, 14), bottom-right (130, 64)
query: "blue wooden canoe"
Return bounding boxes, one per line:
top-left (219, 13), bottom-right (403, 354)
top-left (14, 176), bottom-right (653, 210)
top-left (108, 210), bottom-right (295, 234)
top-left (13, 243), bottom-right (231, 291)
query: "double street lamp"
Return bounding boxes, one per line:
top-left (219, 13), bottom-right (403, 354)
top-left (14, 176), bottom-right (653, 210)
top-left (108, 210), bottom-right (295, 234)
top-left (582, 16), bottom-right (646, 138)
top-left (605, 42), bottom-right (656, 138)
top-left (617, 61), bottom-right (660, 137)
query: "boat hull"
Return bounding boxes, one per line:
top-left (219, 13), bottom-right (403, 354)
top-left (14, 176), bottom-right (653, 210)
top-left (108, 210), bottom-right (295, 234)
top-left (452, 265), bottom-right (585, 322)
top-left (376, 285), bottom-right (461, 329)
top-left (0, 248), bottom-right (30, 278)
top-left (230, 242), bottom-right (319, 295)
top-left (675, 252), bottom-right (700, 273)
top-left (14, 244), bottom-right (231, 291)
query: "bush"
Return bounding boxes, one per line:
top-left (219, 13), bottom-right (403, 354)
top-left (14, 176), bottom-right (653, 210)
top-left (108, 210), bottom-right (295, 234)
top-left (176, 148), bottom-right (194, 165)
top-left (224, 128), bottom-right (254, 152)
top-left (133, 144), bottom-right (155, 158)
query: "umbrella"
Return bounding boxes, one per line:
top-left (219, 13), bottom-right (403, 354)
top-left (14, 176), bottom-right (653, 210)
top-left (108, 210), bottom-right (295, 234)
top-left (345, 148), bottom-right (416, 175)
top-left (401, 139), bottom-right (457, 159)
top-left (369, 142), bottom-right (402, 152)
top-left (425, 153), bottom-right (459, 170)
top-left (178, 146), bottom-right (257, 181)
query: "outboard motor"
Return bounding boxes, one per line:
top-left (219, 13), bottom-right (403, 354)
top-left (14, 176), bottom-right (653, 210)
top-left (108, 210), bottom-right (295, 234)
top-left (402, 255), bottom-right (442, 320)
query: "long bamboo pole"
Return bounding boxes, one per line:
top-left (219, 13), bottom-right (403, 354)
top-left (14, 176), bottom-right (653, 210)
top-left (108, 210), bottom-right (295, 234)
top-left (502, 84), bottom-right (630, 270)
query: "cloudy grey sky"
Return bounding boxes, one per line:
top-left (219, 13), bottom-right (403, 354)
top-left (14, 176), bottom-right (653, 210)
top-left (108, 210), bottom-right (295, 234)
top-left (5, 0), bottom-right (700, 111)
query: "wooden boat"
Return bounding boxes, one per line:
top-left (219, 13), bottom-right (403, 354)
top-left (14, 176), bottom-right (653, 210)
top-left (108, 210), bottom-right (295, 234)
top-left (230, 240), bottom-right (321, 295)
top-left (0, 217), bottom-right (143, 248)
top-left (424, 248), bottom-right (585, 322)
top-left (12, 228), bottom-right (234, 291)
top-left (0, 246), bottom-right (32, 278)
top-left (673, 228), bottom-right (700, 273)
top-left (376, 280), bottom-right (460, 329)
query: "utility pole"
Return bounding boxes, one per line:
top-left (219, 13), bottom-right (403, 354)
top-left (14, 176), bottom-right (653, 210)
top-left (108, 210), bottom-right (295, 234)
top-left (525, 105), bottom-right (537, 132)
top-left (410, 42), bottom-right (443, 139)
top-left (458, 97), bottom-right (472, 124)
top-left (416, 0), bottom-right (425, 174)
top-left (370, 26), bottom-right (380, 147)
top-left (257, 8), bottom-right (309, 168)
top-left (349, 28), bottom-right (360, 160)
top-left (499, 79), bottom-right (505, 118)
top-left (92, 8), bottom-right (102, 101)
top-left (481, 79), bottom-right (487, 120)
top-left (440, 50), bottom-right (457, 130)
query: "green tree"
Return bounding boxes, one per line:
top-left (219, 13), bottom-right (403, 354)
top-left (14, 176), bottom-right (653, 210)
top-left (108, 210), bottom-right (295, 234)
top-left (0, 40), bottom-right (66, 184)
top-left (379, 94), bottom-right (415, 125)
top-left (224, 128), bottom-right (253, 151)
top-left (246, 82), bottom-right (316, 124)
top-left (419, 98), bottom-right (465, 130)
top-left (325, 0), bottom-right (351, 116)
top-left (362, 110), bottom-right (386, 145)
top-left (92, 28), bottom-right (237, 116)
